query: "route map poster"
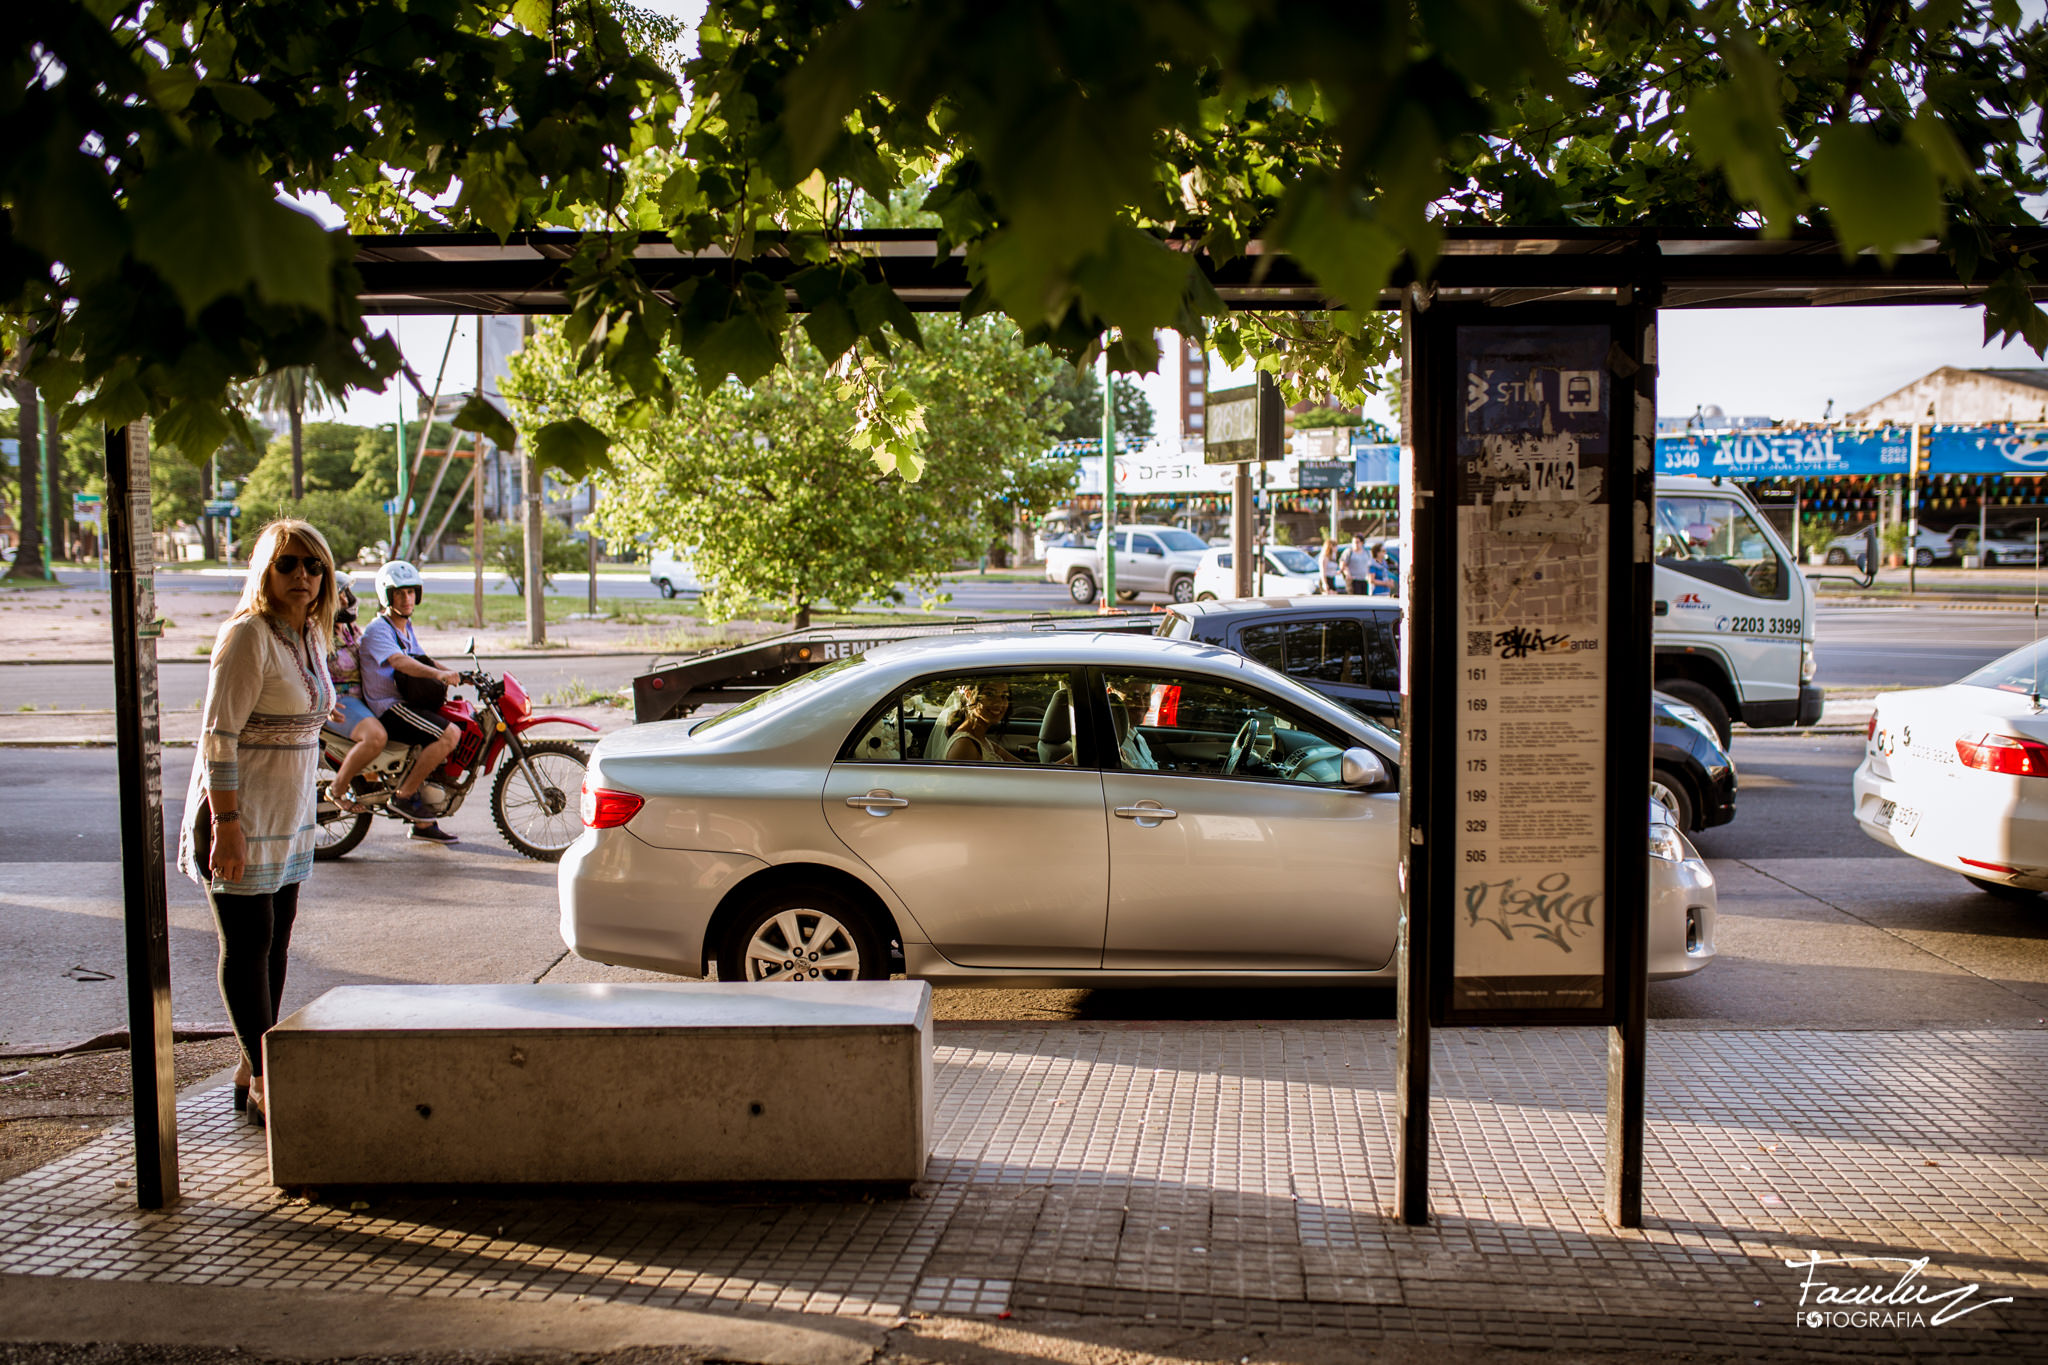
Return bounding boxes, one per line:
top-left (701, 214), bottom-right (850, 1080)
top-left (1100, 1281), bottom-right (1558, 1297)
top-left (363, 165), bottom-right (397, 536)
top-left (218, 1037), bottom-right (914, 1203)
top-left (1450, 325), bottom-right (1612, 1013)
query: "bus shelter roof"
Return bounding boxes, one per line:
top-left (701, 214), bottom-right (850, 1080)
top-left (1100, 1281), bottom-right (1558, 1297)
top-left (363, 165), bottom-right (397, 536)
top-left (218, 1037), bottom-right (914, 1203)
top-left (351, 226), bottom-right (2048, 317)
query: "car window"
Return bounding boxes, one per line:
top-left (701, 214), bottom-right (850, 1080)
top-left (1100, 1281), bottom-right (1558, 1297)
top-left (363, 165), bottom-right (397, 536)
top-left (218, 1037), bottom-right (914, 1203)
top-left (1099, 670), bottom-right (1351, 785)
top-left (1214, 550), bottom-right (1234, 569)
top-left (841, 670), bottom-right (1078, 766)
top-left (693, 656), bottom-right (864, 737)
top-left (1269, 546), bottom-right (1320, 575)
top-left (1131, 534), bottom-right (1164, 556)
top-left (1278, 619), bottom-right (1371, 687)
top-left (1654, 495), bottom-right (1788, 600)
top-left (1238, 624), bottom-right (1286, 671)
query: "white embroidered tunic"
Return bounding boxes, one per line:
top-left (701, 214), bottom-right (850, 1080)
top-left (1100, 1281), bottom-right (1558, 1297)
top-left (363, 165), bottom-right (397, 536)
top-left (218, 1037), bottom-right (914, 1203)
top-left (177, 613), bottom-right (335, 895)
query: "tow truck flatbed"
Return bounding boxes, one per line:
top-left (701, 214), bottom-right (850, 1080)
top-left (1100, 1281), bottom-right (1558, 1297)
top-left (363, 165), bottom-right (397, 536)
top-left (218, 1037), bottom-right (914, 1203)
top-left (632, 612), bottom-right (1161, 724)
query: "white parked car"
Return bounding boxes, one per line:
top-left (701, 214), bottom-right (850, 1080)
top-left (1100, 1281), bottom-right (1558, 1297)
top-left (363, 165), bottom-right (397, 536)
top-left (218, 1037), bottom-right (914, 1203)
top-left (648, 548), bottom-right (703, 598)
top-left (1822, 523), bottom-right (1951, 567)
top-left (1948, 528), bottom-right (2040, 567)
top-left (1192, 544), bottom-right (1327, 600)
top-left (561, 633), bottom-right (1717, 986)
top-left (1854, 637), bottom-right (2048, 898)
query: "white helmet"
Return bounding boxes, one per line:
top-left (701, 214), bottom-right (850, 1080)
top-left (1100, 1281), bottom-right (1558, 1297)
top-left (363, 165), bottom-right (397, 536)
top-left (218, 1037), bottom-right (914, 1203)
top-left (374, 559), bottom-right (425, 607)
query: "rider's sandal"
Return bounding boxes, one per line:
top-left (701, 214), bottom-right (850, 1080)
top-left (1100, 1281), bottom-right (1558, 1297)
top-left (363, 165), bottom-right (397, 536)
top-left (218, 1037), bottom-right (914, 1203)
top-left (328, 782), bottom-right (367, 815)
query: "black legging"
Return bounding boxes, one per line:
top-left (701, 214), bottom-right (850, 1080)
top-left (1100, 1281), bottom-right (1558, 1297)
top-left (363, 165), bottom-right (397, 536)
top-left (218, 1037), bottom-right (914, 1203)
top-left (206, 881), bottom-right (301, 1078)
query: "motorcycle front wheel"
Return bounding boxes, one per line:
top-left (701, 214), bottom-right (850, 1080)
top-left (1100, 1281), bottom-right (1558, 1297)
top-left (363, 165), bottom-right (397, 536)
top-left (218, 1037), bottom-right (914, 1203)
top-left (490, 738), bottom-right (591, 862)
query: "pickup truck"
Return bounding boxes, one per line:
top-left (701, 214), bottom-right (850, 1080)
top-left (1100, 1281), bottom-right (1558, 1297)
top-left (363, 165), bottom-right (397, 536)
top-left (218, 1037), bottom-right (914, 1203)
top-left (1045, 523), bottom-right (1211, 606)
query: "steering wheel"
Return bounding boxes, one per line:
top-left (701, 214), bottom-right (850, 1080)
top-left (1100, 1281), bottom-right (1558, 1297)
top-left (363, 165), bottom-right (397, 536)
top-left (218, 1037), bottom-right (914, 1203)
top-left (1224, 718), bottom-right (1258, 775)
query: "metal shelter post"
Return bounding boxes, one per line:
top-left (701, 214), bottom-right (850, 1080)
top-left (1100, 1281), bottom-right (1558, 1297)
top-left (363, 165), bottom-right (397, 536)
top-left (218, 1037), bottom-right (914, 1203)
top-left (106, 417), bottom-right (179, 1210)
top-left (1393, 288), bottom-right (1437, 1225)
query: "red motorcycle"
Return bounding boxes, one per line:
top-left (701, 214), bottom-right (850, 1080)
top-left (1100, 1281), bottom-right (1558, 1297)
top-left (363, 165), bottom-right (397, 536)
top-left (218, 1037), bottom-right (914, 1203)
top-left (312, 649), bottom-right (599, 863)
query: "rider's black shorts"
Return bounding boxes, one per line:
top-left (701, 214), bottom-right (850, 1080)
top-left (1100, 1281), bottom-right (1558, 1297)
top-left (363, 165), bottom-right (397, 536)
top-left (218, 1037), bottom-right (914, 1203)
top-left (379, 702), bottom-right (450, 746)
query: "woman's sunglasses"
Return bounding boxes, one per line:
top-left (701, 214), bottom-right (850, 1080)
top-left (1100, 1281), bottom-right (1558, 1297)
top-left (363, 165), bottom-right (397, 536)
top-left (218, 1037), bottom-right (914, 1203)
top-left (271, 553), bottom-right (327, 577)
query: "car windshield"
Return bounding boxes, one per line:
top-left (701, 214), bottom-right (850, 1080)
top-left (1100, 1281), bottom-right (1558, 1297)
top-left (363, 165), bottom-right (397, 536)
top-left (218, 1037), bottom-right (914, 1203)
top-left (690, 656), bottom-right (864, 735)
top-left (1269, 546), bottom-right (1319, 574)
top-left (1959, 639), bottom-right (2048, 695)
top-left (1156, 529), bottom-right (1208, 552)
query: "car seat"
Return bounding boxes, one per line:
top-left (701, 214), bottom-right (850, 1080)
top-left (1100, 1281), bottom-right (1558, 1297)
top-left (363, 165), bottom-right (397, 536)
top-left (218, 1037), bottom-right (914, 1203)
top-left (1037, 686), bottom-right (1073, 764)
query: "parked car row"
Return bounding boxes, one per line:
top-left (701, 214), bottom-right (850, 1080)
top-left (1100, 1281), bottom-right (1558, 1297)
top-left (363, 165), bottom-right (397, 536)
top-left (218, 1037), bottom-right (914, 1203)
top-left (1823, 522), bottom-right (2042, 568)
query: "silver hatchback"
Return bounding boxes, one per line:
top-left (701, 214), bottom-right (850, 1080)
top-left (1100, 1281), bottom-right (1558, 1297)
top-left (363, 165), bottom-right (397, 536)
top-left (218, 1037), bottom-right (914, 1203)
top-left (560, 633), bottom-right (1715, 987)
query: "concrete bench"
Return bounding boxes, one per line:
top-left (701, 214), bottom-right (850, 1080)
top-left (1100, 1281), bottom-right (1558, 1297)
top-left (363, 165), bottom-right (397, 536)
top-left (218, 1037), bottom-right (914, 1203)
top-left (262, 981), bottom-right (933, 1187)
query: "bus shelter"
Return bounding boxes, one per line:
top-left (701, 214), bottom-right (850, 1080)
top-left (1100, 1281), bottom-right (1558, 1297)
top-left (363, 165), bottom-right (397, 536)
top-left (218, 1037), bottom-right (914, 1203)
top-left (106, 226), bottom-right (2048, 1227)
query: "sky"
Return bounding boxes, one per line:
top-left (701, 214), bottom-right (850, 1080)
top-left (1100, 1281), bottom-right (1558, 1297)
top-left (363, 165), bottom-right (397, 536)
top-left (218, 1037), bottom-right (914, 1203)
top-left (329, 305), bottom-right (2048, 440)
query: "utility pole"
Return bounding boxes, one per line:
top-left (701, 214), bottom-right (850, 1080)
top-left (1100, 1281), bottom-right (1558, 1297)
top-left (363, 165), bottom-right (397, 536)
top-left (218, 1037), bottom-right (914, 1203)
top-left (1100, 349), bottom-right (1117, 609)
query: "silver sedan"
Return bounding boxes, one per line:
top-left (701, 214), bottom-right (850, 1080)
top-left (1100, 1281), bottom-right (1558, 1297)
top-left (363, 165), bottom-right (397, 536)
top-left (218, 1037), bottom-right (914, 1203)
top-left (559, 633), bottom-right (1716, 987)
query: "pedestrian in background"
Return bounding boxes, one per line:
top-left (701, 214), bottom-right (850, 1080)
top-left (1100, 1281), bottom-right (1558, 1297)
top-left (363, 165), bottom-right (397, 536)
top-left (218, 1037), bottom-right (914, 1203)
top-left (1318, 536), bottom-right (1342, 593)
top-left (1367, 544), bottom-right (1395, 596)
top-left (176, 519), bottom-right (338, 1128)
top-left (1341, 533), bottom-right (1373, 594)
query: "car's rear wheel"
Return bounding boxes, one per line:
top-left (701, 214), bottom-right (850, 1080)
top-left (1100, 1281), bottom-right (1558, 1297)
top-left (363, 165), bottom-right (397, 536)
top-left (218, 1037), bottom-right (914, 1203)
top-left (1964, 874), bottom-right (2041, 902)
top-left (1650, 768), bottom-right (1695, 831)
top-left (657, 578), bottom-right (677, 598)
top-left (1914, 547), bottom-right (1936, 567)
top-left (1169, 575), bottom-right (1196, 604)
top-left (1658, 679), bottom-right (1733, 748)
top-left (1195, 591), bottom-right (1218, 602)
top-left (1067, 571), bottom-right (1098, 605)
top-left (1982, 550), bottom-right (1999, 567)
top-left (1825, 548), bottom-right (1849, 566)
top-left (1114, 589), bottom-right (1140, 603)
top-left (718, 883), bottom-right (889, 982)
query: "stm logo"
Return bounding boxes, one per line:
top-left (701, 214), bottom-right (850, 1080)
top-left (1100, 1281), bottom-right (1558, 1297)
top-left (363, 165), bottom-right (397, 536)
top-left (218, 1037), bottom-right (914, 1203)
top-left (1674, 592), bottom-right (1707, 609)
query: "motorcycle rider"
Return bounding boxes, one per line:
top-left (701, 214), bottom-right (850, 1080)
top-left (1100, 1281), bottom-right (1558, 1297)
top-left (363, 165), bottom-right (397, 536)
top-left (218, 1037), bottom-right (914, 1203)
top-left (324, 581), bottom-right (387, 815)
top-left (360, 561), bottom-right (463, 845)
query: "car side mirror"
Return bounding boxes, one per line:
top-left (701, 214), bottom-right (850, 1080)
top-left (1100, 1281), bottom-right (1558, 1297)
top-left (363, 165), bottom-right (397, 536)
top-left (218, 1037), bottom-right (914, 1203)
top-left (1340, 747), bottom-right (1393, 791)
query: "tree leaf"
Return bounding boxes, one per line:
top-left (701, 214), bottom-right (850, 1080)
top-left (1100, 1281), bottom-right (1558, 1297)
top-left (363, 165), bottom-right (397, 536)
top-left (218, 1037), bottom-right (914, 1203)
top-left (1807, 124), bottom-right (1943, 261)
top-left (452, 394), bottom-right (519, 451)
top-left (532, 417), bottom-right (615, 481)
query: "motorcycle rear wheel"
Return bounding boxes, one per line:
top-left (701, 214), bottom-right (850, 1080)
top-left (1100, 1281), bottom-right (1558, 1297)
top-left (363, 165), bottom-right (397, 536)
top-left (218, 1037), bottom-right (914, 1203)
top-left (490, 738), bottom-right (591, 862)
top-left (311, 799), bottom-right (372, 860)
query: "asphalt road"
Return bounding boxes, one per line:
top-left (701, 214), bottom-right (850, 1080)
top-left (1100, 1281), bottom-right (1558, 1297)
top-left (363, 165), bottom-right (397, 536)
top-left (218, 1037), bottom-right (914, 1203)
top-left (3, 730), bottom-right (2044, 1051)
top-left (1812, 603), bottom-right (2048, 688)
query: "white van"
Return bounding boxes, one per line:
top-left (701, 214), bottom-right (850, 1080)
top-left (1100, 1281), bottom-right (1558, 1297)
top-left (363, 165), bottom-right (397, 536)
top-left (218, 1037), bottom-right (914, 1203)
top-left (1652, 475), bottom-right (1820, 743)
top-left (648, 548), bottom-right (703, 599)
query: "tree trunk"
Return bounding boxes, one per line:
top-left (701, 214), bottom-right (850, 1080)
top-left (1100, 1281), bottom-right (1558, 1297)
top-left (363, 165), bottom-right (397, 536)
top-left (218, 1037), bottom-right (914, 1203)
top-left (3, 378), bottom-right (45, 581)
top-left (43, 397), bottom-right (62, 562)
top-left (199, 459), bottom-right (217, 560)
top-left (288, 384), bottom-right (305, 501)
top-left (792, 590), bottom-right (811, 631)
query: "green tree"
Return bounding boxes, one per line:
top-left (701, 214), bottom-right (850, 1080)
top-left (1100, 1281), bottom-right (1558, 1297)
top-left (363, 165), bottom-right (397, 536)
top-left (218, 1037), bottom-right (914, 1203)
top-left (1294, 408), bottom-right (1364, 430)
top-left (1049, 368), bottom-right (1155, 444)
top-left (6, 1), bottom-right (2047, 479)
top-left (503, 315), bottom-right (1074, 626)
top-left (242, 367), bottom-right (339, 500)
top-left (238, 421), bottom-right (376, 516)
top-left (482, 517), bottom-right (586, 596)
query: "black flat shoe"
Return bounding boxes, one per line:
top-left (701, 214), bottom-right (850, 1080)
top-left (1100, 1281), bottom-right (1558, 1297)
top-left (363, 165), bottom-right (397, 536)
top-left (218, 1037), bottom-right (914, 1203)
top-left (232, 1084), bottom-right (248, 1113)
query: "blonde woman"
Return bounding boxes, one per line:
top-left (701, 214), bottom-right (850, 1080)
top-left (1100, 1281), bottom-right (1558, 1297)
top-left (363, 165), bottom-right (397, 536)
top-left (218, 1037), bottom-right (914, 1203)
top-left (1318, 536), bottom-right (1342, 594)
top-left (176, 520), bottom-right (338, 1128)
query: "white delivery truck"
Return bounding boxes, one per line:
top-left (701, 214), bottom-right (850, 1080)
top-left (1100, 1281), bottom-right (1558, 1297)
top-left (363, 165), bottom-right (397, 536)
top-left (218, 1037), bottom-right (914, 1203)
top-left (1651, 474), bottom-right (1821, 744)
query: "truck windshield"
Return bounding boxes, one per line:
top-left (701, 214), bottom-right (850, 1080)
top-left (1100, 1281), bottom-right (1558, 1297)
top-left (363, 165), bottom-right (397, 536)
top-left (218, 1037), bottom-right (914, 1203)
top-left (1654, 495), bottom-right (1788, 600)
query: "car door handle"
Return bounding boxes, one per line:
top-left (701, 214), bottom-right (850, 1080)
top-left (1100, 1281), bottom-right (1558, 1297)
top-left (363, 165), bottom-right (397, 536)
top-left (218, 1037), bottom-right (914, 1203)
top-left (846, 790), bottom-right (910, 816)
top-left (1113, 801), bottom-right (1178, 826)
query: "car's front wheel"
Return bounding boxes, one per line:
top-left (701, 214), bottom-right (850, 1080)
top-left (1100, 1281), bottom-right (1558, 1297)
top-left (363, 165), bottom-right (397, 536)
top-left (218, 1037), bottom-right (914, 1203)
top-left (718, 883), bottom-right (889, 982)
top-left (1825, 548), bottom-right (1849, 566)
top-left (1650, 768), bottom-right (1695, 831)
top-left (657, 578), bottom-right (678, 599)
top-left (1982, 550), bottom-right (1999, 567)
top-left (1914, 547), bottom-right (1936, 567)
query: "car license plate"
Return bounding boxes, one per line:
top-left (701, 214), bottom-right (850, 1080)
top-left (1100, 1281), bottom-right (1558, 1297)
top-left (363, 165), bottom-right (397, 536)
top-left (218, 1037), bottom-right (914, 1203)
top-left (1875, 799), bottom-right (1921, 836)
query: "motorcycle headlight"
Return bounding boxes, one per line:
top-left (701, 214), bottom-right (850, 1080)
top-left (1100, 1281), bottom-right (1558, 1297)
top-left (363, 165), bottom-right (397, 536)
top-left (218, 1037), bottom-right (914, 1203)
top-left (1648, 821), bottom-right (1686, 863)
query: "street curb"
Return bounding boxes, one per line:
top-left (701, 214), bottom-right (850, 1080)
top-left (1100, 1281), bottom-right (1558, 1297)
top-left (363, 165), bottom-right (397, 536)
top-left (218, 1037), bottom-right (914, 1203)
top-left (0, 1023), bottom-right (233, 1060)
top-left (0, 1274), bottom-right (886, 1365)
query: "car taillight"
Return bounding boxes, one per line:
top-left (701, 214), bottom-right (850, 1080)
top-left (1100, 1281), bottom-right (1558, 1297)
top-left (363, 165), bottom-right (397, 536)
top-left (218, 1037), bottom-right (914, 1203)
top-left (1955, 733), bottom-right (2048, 777)
top-left (580, 782), bottom-right (645, 828)
top-left (1866, 715), bottom-right (1877, 741)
